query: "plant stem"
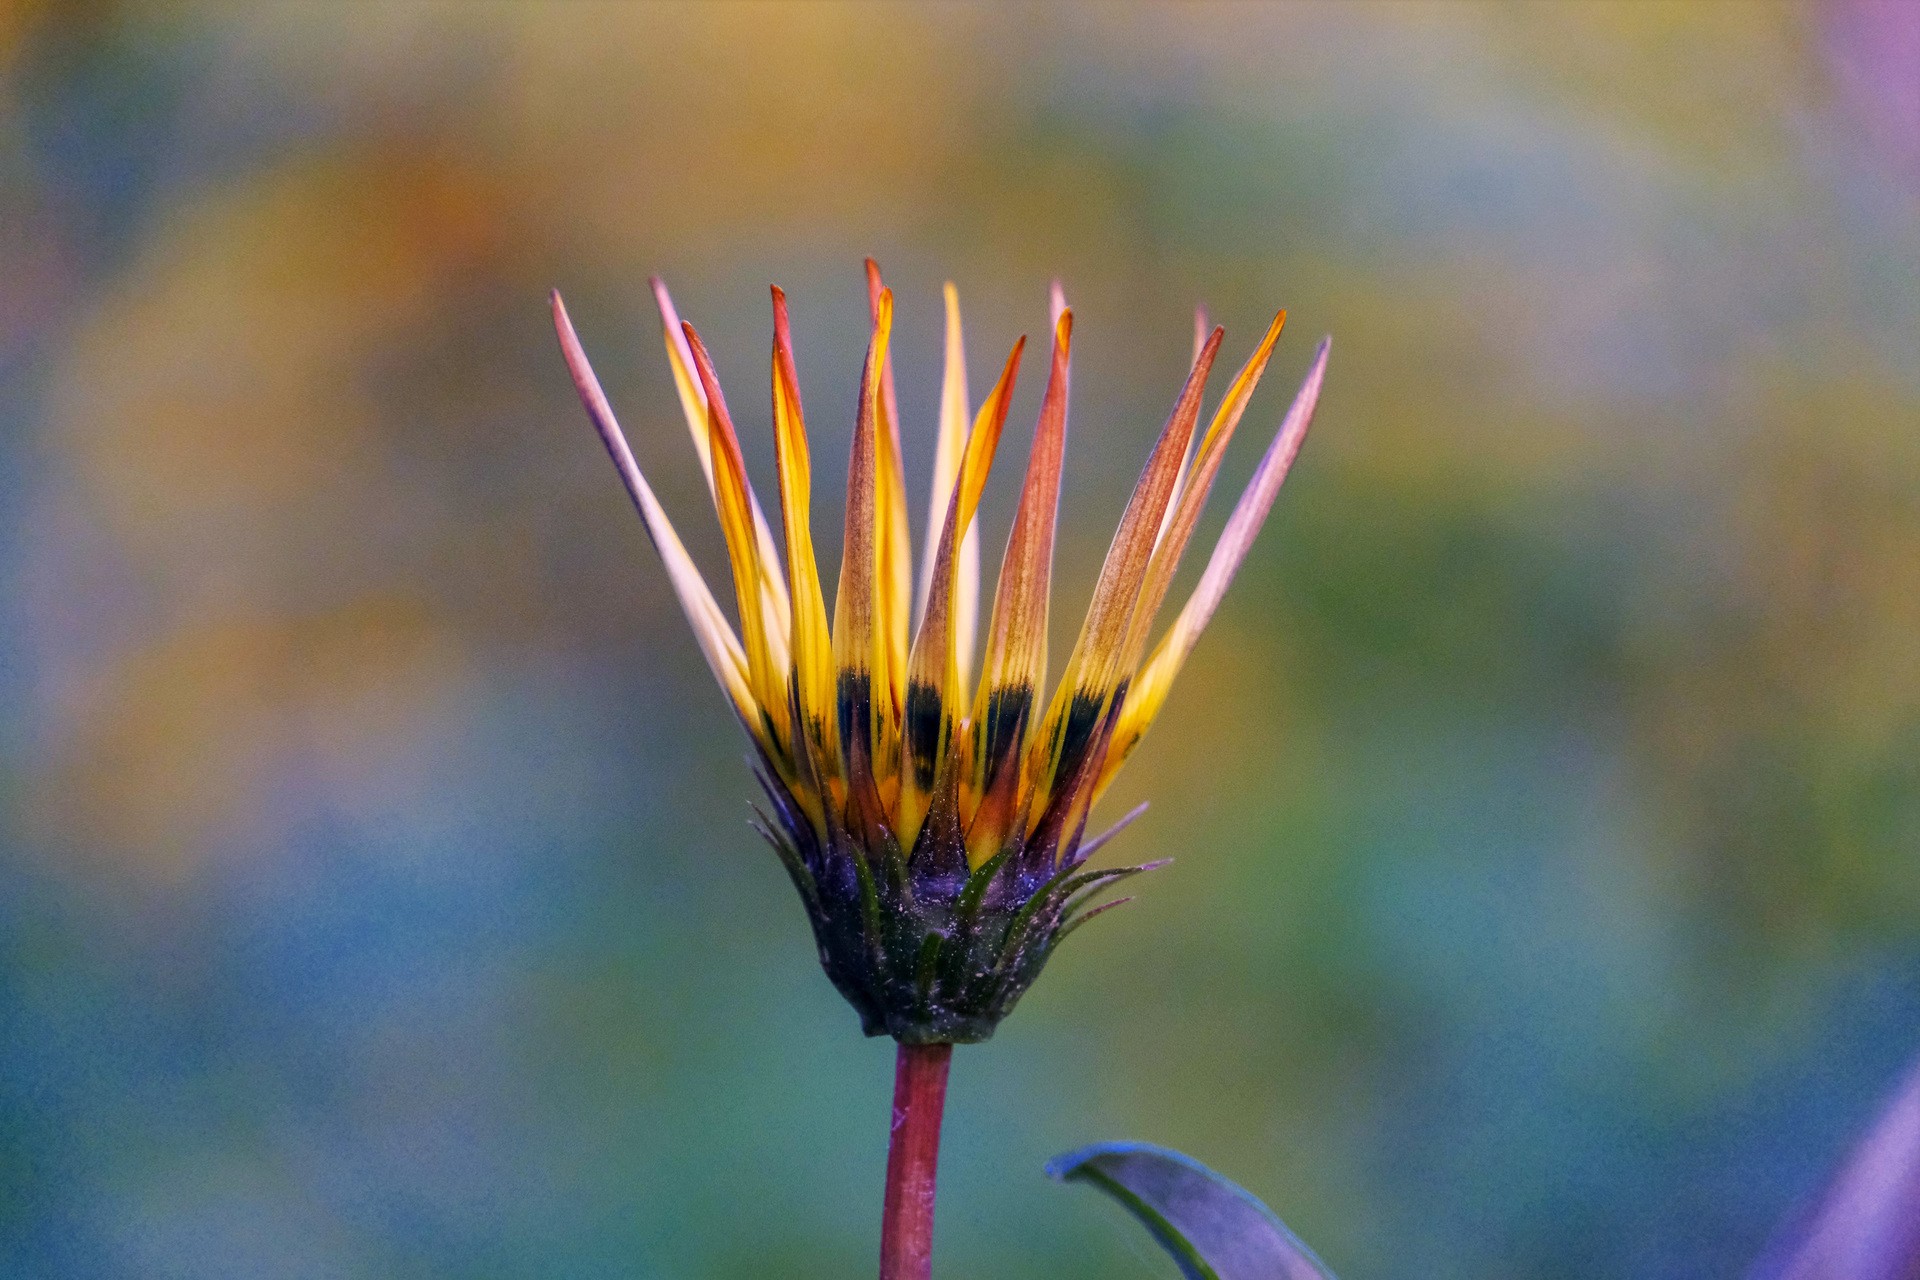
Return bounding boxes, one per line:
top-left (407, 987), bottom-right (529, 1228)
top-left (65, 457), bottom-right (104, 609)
top-left (879, 1041), bottom-right (953, 1280)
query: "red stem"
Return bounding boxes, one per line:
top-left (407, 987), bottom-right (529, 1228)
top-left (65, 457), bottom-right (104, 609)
top-left (878, 1041), bottom-right (953, 1280)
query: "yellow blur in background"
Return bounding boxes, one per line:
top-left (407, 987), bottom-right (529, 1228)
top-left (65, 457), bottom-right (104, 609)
top-left (3, 4), bottom-right (1918, 1277)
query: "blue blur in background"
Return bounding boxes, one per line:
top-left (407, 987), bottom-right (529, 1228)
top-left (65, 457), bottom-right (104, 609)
top-left (2, 4), bottom-right (1919, 1277)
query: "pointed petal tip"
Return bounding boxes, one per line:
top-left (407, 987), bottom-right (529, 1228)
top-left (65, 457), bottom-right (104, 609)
top-left (551, 290), bottom-right (586, 356)
top-left (1302, 335), bottom-right (1333, 384)
top-left (768, 289), bottom-right (791, 353)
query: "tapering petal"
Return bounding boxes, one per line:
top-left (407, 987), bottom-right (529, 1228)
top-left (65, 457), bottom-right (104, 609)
top-left (918, 283), bottom-right (982, 694)
top-left (967, 308), bottom-right (1072, 863)
top-left (899, 336), bottom-right (1025, 852)
top-left (770, 287), bottom-right (840, 795)
top-left (1122, 310), bottom-right (1287, 676)
top-left (674, 326), bottom-right (791, 756)
top-left (864, 261), bottom-right (914, 782)
top-left (551, 291), bottom-right (762, 743)
top-left (1154, 305), bottom-right (1214, 553)
top-left (833, 288), bottom-right (896, 824)
top-left (1096, 337), bottom-right (1329, 799)
top-left (1023, 326), bottom-right (1225, 839)
top-left (651, 278), bottom-right (793, 651)
top-left (649, 278), bottom-right (716, 488)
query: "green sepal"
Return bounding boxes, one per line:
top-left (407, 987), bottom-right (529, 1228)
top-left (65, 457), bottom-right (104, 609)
top-left (1055, 894), bottom-right (1136, 942)
top-left (751, 762), bottom-right (1169, 1044)
top-left (748, 807), bottom-right (820, 911)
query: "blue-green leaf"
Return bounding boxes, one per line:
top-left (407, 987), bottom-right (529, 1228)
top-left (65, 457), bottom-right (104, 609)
top-left (1047, 1141), bottom-right (1337, 1280)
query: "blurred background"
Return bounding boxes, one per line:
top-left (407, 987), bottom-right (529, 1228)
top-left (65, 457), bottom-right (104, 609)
top-left (3, 3), bottom-right (1918, 1277)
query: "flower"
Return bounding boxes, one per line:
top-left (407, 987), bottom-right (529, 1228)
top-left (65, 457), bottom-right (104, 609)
top-left (552, 262), bottom-right (1328, 1043)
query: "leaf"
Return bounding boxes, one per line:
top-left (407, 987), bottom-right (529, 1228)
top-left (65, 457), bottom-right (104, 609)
top-left (1047, 1141), bottom-right (1337, 1280)
top-left (1747, 1049), bottom-right (1920, 1280)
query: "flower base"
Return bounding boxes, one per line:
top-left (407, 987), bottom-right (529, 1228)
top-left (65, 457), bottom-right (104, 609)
top-left (753, 765), bottom-right (1161, 1044)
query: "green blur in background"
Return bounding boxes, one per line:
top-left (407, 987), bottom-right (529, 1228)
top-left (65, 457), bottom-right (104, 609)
top-left (3, 3), bottom-right (1918, 1277)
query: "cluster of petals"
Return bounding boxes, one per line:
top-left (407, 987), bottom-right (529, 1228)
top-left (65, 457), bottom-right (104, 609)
top-left (552, 262), bottom-right (1327, 874)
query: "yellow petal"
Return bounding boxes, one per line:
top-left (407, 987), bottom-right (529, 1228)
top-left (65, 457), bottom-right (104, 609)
top-left (966, 308), bottom-right (1071, 865)
top-left (898, 336), bottom-right (1025, 853)
top-left (833, 287), bottom-right (896, 829)
top-left (918, 283), bottom-right (981, 693)
top-left (1122, 311), bottom-right (1288, 677)
top-left (551, 291), bottom-right (762, 745)
top-left (1154, 304), bottom-right (1215, 552)
top-left (1022, 326), bottom-right (1224, 847)
top-left (1095, 336), bottom-right (1330, 800)
top-left (770, 287), bottom-right (839, 797)
top-left (651, 278), bottom-right (793, 661)
top-left (863, 262), bottom-right (914, 797)
top-left (681, 322), bottom-right (793, 754)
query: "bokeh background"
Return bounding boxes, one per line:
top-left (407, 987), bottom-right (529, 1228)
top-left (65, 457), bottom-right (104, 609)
top-left (4, 3), bottom-right (1919, 1277)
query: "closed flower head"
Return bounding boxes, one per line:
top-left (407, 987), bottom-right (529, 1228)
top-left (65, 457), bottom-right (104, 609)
top-left (553, 262), bottom-right (1327, 1043)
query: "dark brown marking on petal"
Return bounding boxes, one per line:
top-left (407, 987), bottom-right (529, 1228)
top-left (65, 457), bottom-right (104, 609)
top-left (979, 683), bottom-right (1033, 786)
top-left (836, 668), bottom-right (872, 778)
top-left (903, 680), bottom-right (946, 793)
top-left (1031, 686), bottom-right (1129, 868)
top-left (1045, 687), bottom-right (1109, 807)
top-left (837, 669), bottom-right (892, 856)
